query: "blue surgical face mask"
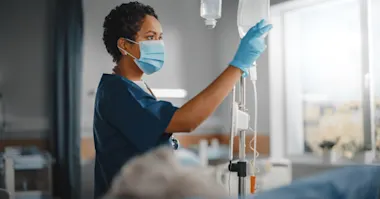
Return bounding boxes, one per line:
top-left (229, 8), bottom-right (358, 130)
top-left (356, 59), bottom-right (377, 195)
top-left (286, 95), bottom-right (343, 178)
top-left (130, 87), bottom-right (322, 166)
top-left (118, 38), bottom-right (165, 75)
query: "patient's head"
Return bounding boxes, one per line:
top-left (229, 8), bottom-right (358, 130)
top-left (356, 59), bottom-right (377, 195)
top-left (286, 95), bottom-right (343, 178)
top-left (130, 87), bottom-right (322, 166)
top-left (104, 146), bottom-right (227, 199)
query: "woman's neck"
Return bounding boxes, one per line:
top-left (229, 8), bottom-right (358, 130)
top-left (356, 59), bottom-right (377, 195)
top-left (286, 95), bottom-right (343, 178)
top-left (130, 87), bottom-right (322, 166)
top-left (113, 58), bottom-right (143, 81)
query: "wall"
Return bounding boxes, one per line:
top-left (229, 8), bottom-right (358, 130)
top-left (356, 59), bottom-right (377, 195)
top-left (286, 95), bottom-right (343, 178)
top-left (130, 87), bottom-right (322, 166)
top-left (0, 0), bottom-right (53, 139)
top-left (81, 0), bottom-right (225, 137)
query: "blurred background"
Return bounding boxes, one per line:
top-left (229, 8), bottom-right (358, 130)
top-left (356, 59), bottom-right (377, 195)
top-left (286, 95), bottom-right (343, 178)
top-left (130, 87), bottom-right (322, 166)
top-left (0, 0), bottom-right (379, 198)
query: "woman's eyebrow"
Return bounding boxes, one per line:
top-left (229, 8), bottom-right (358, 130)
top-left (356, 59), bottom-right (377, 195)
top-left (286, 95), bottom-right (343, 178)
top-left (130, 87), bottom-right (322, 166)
top-left (144, 31), bottom-right (163, 36)
top-left (144, 30), bottom-right (157, 35)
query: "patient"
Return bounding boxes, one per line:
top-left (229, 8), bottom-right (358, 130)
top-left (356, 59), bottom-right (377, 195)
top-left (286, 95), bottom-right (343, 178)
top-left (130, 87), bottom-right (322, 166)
top-left (103, 146), bottom-right (228, 199)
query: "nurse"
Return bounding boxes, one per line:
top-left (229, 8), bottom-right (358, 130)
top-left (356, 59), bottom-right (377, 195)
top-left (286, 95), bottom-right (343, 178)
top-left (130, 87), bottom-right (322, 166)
top-left (94, 1), bottom-right (272, 198)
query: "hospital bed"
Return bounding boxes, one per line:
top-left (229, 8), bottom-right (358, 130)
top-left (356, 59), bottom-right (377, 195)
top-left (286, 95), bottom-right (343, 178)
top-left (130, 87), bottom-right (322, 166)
top-left (251, 165), bottom-right (380, 199)
top-left (189, 166), bottom-right (380, 199)
top-left (175, 148), bottom-right (380, 199)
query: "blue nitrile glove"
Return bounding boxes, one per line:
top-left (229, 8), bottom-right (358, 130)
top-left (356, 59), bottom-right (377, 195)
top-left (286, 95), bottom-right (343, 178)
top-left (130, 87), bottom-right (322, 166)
top-left (230, 19), bottom-right (273, 77)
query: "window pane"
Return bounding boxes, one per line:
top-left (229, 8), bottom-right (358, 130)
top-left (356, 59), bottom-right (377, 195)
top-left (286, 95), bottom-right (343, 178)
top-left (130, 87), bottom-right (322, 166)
top-left (371, 0), bottom-right (380, 151)
top-left (283, 0), bottom-right (364, 156)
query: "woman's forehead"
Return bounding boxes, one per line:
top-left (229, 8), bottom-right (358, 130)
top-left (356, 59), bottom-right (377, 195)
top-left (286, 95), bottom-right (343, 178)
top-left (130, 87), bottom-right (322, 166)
top-left (139, 15), bottom-right (163, 34)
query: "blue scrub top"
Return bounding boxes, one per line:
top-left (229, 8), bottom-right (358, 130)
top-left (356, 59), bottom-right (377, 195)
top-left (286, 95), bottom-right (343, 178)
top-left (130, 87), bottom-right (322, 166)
top-left (93, 74), bottom-right (178, 198)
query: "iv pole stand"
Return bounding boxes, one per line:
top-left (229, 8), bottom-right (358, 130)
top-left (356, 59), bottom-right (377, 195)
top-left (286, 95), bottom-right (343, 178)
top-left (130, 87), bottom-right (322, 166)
top-left (229, 76), bottom-right (248, 198)
top-left (238, 77), bottom-right (247, 196)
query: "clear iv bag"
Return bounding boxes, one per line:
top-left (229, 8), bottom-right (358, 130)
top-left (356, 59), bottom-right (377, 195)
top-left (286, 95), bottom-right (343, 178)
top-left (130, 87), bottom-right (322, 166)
top-left (200, 0), bottom-right (222, 29)
top-left (237, 0), bottom-right (270, 38)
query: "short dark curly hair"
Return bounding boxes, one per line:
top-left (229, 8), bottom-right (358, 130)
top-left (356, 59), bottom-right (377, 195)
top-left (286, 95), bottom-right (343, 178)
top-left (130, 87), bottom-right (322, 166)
top-left (102, 1), bottom-right (158, 63)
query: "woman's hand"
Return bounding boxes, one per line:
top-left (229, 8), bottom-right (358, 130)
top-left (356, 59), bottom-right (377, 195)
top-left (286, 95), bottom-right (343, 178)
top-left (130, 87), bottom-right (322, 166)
top-left (230, 19), bottom-right (273, 77)
top-left (165, 20), bottom-right (273, 133)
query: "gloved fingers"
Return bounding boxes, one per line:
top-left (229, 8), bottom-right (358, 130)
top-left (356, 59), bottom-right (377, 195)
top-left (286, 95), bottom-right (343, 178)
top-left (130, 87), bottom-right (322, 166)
top-left (245, 20), bottom-right (261, 37)
top-left (251, 19), bottom-right (266, 31)
top-left (256, 19), bottom-right (267, 29)
top-left (252, 24), bottom-right (273, 38)
top-left (246, 19), bottom-right (271, 37)
top-left (260, 24), bottom-right (273, 35)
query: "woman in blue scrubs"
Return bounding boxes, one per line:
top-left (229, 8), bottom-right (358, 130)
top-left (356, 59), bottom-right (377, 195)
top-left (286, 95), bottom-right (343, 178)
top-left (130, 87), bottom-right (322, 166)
top-left (94, 1), bottom-right (272, 198)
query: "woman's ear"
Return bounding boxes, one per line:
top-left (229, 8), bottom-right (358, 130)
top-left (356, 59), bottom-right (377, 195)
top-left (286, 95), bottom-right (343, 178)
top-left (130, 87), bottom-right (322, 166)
top-left (117, 37), bottom-right (138, 58)
top-left (117, 38), bottom-right (126, 55)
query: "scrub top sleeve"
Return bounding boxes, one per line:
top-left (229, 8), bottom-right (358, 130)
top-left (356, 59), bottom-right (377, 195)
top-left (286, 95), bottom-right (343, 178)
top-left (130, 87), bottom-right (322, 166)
top-left (141, 98), bottom-right (179, 134)
top-left (103, 85), bottom-right (178, 152)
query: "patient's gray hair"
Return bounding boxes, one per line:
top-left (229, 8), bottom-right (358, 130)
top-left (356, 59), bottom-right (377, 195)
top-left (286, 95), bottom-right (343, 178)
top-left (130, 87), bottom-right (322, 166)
top-left (103, 146), bottom-right (228, 199)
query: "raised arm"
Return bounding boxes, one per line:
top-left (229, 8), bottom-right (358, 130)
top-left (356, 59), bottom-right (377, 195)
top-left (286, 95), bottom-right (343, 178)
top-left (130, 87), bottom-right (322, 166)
top-left (166, 20), bottom-right (272, 133)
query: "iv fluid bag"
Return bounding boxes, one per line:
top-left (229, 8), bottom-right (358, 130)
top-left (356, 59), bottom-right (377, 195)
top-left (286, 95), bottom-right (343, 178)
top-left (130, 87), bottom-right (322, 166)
top-left (201, 0), bottom-right (222, 29)
top-left (237, 0), bottom-right (270, 38)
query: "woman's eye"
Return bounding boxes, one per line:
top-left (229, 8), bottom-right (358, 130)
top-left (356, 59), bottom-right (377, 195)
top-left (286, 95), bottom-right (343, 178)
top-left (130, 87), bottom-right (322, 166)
top-left (147, 36), bottom-right (154, 40)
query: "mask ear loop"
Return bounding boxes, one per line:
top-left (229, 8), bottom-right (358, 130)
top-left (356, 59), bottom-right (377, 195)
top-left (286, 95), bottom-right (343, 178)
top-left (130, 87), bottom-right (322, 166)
top-left (117, 38), bottom-right (139, 59)
top-left (117, 46), bottom-right (137, 59)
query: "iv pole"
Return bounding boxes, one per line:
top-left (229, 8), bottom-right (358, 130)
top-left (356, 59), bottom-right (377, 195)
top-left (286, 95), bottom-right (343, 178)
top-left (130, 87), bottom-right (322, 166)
top-left (228, 76), bottom-right (249, 198)
top-left (238, 77), bottom-right (247, 195)
top-left (199, 0), bottom-right (269, 196)
top-left (228, 0), bottom-right (270, 195)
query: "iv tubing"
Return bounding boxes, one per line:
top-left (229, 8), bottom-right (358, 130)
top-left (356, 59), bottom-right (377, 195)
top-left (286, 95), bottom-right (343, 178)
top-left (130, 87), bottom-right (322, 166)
top-left (249, 67), bottom-right (259, 168)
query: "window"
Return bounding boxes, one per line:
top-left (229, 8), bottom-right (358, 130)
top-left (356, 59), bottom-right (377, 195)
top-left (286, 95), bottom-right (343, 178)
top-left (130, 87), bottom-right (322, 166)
top-left (371, 0), bottom-right (380, 152)
top-left (269, 0), bottom-right (377, 158)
